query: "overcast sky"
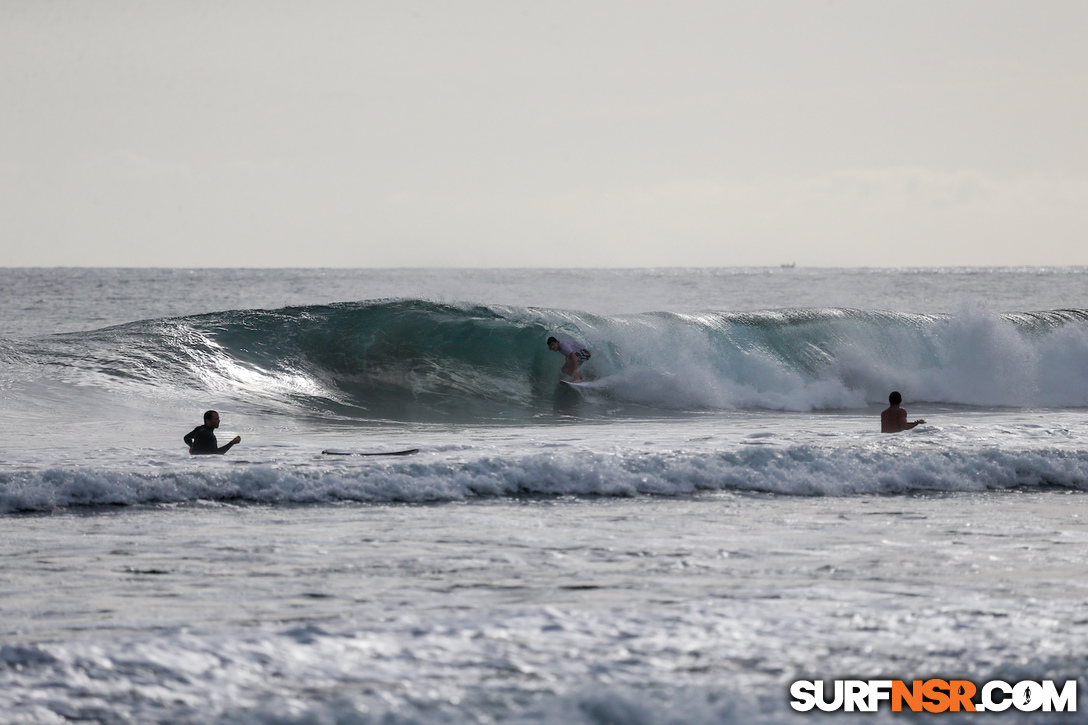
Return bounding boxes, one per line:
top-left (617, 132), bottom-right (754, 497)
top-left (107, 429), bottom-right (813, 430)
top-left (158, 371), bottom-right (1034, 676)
top-left (2, 1), bottom-right (1086, 268)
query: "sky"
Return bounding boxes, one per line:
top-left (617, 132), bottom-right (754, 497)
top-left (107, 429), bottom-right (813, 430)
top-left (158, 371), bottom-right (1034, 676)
top-left (1, 1), bottom-right (1086, 268)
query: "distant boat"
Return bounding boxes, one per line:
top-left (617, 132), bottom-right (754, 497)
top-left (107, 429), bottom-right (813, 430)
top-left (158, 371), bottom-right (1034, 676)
top-left (779, 263), bottom-right (796, 268)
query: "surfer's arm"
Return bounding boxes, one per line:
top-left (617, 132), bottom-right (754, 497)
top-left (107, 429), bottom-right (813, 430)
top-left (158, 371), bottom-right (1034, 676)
top-left (217, 436), bottom-right (241, 453)
top-left (183, 427), bottom-right (200, 448)
top-left (901, 410), bottom-right (925, 430)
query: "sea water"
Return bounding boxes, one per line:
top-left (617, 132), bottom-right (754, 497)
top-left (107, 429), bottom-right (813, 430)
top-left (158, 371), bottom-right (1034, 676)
top-left (1, 267), bottom-right (1087, 724)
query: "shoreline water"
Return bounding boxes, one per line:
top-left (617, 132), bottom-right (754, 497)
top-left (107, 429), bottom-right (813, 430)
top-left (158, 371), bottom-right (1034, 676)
top-left (3, 492), bottom-right (1086, 723)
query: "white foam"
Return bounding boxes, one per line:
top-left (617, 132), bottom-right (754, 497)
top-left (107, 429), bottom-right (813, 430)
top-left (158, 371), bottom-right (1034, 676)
top-left (4, 436), bottom-right (1088, 514)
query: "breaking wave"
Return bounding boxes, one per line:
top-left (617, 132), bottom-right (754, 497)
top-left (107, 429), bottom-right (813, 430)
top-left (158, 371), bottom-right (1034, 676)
top-left (3, 443), bottom-right (1088, 513)
top-left (4, 299), bottom-right (1088, 422)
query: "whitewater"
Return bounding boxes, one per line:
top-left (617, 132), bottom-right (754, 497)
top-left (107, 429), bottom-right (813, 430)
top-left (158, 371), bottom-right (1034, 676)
top-left (1, 267), bottom-right (1087, 724)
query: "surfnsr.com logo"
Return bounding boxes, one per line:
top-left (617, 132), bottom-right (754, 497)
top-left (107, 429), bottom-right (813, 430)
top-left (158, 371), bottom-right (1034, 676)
top-left (790, 679), bottom-right (1077, 713)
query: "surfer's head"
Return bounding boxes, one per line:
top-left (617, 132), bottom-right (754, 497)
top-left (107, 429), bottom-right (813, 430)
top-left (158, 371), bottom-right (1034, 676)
top-left (204, 410), bottom-right (221, 427)
top-left (888, 391), bottom-right (902, 406)
top-left (547, 336), bottom-right (559, 351)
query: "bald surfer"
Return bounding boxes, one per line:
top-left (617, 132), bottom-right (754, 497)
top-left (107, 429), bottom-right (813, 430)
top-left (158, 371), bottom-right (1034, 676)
top-left (881, 392), bottom-right (925, 433)
top-left (547, 336), bottom-right (591, 383)
top-left (184, 410), bottom-right (242, 454)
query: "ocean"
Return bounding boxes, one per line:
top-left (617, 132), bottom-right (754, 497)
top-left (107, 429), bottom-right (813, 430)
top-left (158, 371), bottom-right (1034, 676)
top-left (1, 267), bottom-right (1087, 724)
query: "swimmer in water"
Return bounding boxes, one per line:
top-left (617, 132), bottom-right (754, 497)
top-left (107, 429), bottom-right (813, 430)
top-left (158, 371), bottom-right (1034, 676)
top-left (184, 410), bottom-right (242, 454)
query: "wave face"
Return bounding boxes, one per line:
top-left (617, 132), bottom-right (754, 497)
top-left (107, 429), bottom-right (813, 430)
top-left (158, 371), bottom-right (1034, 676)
top-left (7, 299), bottom-right (1088, 421)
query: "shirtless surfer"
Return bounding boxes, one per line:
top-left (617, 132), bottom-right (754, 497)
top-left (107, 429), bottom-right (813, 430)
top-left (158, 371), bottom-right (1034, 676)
top-left (547, 336), bottom-right (591, 383)
top-left (881, 391), bottom-right (925, 433)
top-left (184, 410), bottom-right (242, 454)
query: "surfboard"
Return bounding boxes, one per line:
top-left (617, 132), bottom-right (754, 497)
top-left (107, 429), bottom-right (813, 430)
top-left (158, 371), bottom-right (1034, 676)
top-left (321, 448), bottom-right (420, 457)
top-left (561, 380), bottom-right (594, 388)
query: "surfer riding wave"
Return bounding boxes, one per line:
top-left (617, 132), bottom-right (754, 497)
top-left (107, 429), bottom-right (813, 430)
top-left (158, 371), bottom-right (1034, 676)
top-left (547, 336), bottom-right (590, 383)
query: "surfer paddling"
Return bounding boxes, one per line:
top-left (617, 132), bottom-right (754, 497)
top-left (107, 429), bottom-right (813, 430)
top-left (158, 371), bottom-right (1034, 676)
top-left (184, 410), bottom-right (242, 454)
top-left (881, 391), bottom-right (925, 433)
top-left (547, 336), bottom-right (591, 383)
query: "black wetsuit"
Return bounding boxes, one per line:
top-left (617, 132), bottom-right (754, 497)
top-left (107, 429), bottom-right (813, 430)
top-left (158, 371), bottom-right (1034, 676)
top-left (184, 425), bottom-right (236, 455)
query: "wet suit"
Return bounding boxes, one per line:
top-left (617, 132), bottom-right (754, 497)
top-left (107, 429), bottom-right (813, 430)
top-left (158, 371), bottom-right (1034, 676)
top-left (184, 425), bottom-right (237, 455)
